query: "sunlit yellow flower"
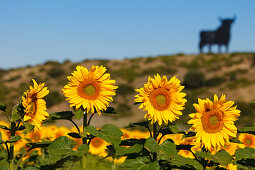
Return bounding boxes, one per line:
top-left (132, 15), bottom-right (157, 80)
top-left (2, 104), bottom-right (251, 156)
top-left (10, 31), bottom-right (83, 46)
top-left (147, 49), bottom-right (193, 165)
top-left (178, 137), bottom-right (197, 158)
top-left (188, 94), bottom-right (240, 150)
top-left (160, 134), bottom-right (184, 145)
top-left (135, 74), bottom-right (186, 125)
top-left (0, 121), bottom-right (9, 141)
top-left (238, 133), bottom-right (255, 148)
top-left (22, 79), bottom-right (49, 130)
top-left (89, 137), bottom-right (108, 157)
top-left (62, 65), bottom-right (117, 114)
top-left (0, 121), bottom-right (26, 153)
top-left (221, 142), bottom-right (239, 155)
top-left (226, 163), bottom-right (237, 170)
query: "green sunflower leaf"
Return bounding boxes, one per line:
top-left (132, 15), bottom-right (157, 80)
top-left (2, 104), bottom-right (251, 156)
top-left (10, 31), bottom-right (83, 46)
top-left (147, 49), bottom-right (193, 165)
top-left (98, 124), bottom-right (123, 146)
top-left (124, 157), bottom-right (159, 170)
top-left (115, 144), bottom-right (143, 156)
top-left (49, 111), bottom-right (75, 120)
top-left (169, 154), bottom-right (203, 170)
top-left (234, 147), bottom-right (255, 161)
top-left (0, 125), bottom-right (10, 131)
top-left (12, 104), bottom-right (21, 121)
top-left (127, 121), bottom-right (149, 128)
top-left (76, 144), bottom-right (89, 157)
top-left (68, 132), bottom-right (81, 139)
top-left (9, 135), bottom-right (21, 143)
top-left (47, 136), bottom-right (76, 164)
top-left (238, 124), bottom-right (255, 135)
top-left (86, 124), bottom-right (123, 146)
top-left (74, 108), bottom-right (83, 120)
top-left (144, 137), bottom-right (161, 153)
top-left (27, 141), bottom-right (52, 149)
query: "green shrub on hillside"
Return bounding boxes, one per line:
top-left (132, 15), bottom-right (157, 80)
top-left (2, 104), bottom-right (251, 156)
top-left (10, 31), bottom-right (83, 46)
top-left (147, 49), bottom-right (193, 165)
top-left (44, 91), bottom-right (64, 107)
top-left (226, 78), bottom-right (252, 89)
top-left (183, 70), bottom-right (205, 89)
top-left (0, 80), bottom-right (9, 101)
top-left (235, 101), bottom-right (255, 126)
top-left (7, 75), bottom-right (21, 82)
top-left (144, 57), bottom-right (157, 63)
top-left (117, 84), bottom-right (135, 95)
top-left (142, 66), bottom-right (176, 76)
top-left (116, 103), bottom-right (132, 117)
top-left (205, 77), bottom-right (226, 87)
top-left (44, 60), bottom-right (61, 66)
top-left (160, 56), bottom-right (177, 65)
top-left (48, 66), bottom-right (65, 78)
top-left (111, 68), bottom-right (138, 82)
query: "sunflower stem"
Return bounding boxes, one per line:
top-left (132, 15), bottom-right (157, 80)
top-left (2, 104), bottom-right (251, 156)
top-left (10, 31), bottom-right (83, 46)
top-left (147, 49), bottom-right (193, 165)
top-left (87, 113), bottom-right (95, 126)
top-left (152, 123), bottom-right (158, 162)
top-left (9, 121), bottom-right (16, 170)
top-left (69, 119), bottom-right (80, 134)
top-left (82, 112), bottom-right (88, 170)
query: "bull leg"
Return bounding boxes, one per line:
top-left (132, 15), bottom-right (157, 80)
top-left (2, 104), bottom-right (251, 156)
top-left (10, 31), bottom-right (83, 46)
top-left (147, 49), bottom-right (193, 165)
top-left (226, 45), bottom-right (229, 53)
top-left (208, 45), bottom-right (212, 54)
top-left (218, 45), bottom-right (221, 54)
top-left (199, 42), bottom-right (203, 54)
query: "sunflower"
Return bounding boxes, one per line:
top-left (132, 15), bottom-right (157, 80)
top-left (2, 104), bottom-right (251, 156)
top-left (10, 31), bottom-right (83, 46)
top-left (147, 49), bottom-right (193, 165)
top-left (135, 74), bottom-right (186, 125)
top-left (89, 137), bottom-right (108, 157)
top-left (62, 65), bottom-right (117, 114)
top-left (188, 94), bottom-right (240, 150)
top-left (22, 79), bottom-right (49, 130)
top-left (238, 133), bottom-right (255, 148)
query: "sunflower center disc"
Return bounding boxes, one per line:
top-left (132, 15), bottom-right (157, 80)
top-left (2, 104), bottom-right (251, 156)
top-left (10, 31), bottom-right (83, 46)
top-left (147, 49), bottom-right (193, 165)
top-left (245, 139), bottom-right (252, 146)
top-left (149, 88), bottom-right (170, 111)
top-left (83, 84), bottom-right (96, 96)
top-left (91, 137), bottom-right (104, 148)
top-left (208, 115), bottom-right (219, 126)
top-left (155, 94), bottom-right (167, 106)
top-left (201, 110), bottom-right (223, 133)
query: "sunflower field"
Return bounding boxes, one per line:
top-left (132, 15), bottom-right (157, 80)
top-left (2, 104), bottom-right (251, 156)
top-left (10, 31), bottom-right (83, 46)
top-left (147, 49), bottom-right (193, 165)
top-left (0, 65), bottom-right (255, 170)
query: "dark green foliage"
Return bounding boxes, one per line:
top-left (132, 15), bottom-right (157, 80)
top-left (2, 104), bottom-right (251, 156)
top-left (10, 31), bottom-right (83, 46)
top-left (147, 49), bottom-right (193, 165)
top-left (183, 70), bottom-right (205, 89)
top-left (28, 71), bottom-right (35, 77)
top-left (142, 66), bottom-right (176, 76)
top-left (48, 66), bottom-right (65, 78)
top-left (226, 78), bottom-right (251, 89)
top-left (44, 91), bottom-right (64, 107)
top-left (160, 55), bottom-right (177, 65)
top-left (111, 68), bottom-right (138, 82)
top-left (117, 84), bottom-right (135, 95)
top-left (129, 57), bottom-right (143, 64)
top-left (226, 69), bottom-right (248, 81)
top-left (0, 80), bottom-right (9, 101)
top-left (235, 102), bottom-right (255, 126)
top-left (63, 59), bottom-right (71, 64)
top-left (7, 75), bottom-right (21, 82)
top-left (205, 77), bottom-right (226, 87)
top-left (44, 60), bottom-right (61, 66)
top-left (144, 57), bottom-right (157, 63)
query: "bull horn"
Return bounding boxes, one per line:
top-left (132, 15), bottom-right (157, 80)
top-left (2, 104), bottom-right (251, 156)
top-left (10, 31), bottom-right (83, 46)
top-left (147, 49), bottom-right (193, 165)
top-left (233, 14), bottom-right (237, 21)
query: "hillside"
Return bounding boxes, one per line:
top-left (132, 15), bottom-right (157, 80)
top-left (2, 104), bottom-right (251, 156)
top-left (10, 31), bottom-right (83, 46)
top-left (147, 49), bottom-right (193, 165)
top-left (0, 53), bottom-right (255, 128)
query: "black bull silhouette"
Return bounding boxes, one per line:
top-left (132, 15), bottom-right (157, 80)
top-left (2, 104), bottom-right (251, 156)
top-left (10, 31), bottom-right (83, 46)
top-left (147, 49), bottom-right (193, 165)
top-left (199, 16), bottom-right (236, 53)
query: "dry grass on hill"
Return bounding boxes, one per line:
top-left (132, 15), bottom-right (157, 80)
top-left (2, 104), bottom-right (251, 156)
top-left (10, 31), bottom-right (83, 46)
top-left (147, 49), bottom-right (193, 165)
top-left (0, 53), bottom-right (255, 128)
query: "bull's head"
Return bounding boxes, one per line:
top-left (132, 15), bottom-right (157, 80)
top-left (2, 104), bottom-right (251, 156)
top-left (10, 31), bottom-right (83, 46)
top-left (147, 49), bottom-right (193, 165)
top-left (218, 15), bottom-right (237, 25)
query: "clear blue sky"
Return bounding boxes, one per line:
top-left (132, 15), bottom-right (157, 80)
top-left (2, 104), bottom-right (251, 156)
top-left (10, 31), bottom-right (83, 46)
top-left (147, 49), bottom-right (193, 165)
top-left (0, 0), bottom-right (254, 69)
